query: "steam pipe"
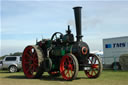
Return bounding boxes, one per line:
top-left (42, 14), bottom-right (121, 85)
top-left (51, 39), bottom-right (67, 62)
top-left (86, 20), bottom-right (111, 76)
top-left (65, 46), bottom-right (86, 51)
top-left (73, 6), bottom-right (83, 42)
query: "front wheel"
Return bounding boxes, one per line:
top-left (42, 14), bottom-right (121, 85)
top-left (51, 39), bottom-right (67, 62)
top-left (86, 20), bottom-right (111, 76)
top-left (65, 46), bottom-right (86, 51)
top-left (84, 54), bottom-right (102, 78)
top-left (60, 53), bottom-right (79, 81)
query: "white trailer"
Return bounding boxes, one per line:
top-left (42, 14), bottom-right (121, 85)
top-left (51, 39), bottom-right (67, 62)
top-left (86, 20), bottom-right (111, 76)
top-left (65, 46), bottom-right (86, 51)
top-left (103, 36), bottom-right (128, 69)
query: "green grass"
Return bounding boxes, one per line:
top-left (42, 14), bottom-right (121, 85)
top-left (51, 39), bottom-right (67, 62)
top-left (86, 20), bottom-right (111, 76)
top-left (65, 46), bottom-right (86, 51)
top-left (0, 70), bottom-right (128, 85)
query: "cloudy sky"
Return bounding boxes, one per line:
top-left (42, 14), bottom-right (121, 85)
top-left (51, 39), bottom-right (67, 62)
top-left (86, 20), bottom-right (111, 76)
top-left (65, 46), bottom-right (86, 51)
top-left (1, 0), bottom-right (128, 56)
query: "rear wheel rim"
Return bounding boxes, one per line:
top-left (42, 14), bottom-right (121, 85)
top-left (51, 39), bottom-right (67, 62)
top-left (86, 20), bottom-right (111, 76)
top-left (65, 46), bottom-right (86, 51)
top-left (10, 66), bottom-right (17, 72)
top-left (60, 55), bottom-right (76, 80)
top-left (22, 46), bottom-right (38, 78)
top-left (85, 54), bottom-right (102, 78)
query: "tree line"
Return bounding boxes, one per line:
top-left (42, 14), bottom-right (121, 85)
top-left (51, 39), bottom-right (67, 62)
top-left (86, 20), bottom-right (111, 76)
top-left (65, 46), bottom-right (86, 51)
top-left (0, 52), bottom-right (22, 60)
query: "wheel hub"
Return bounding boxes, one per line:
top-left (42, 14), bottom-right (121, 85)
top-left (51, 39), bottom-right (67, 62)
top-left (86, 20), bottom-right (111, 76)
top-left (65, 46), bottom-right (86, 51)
top-left (92, 64), bottom-right (99, 69)
top-left (68, 64), bottom-right (72, 69)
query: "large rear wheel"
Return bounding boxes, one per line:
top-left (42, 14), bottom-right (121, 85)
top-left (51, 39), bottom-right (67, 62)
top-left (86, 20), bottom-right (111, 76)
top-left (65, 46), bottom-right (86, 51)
top-left (84, 54), bottom-right (102, 78)
top-left (60, 53), bottom-right (79, 81)
top-left (22, 45), bottom-right (44, 78)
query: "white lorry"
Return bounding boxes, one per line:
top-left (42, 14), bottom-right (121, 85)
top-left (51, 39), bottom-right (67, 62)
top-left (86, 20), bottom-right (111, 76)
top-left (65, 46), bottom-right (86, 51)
top-left (103, 36), bottom-right (128, 70)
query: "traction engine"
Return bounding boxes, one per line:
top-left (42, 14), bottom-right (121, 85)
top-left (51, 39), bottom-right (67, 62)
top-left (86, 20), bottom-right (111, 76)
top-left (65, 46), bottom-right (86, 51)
top-left (22, 7), bottom-right (102, 81)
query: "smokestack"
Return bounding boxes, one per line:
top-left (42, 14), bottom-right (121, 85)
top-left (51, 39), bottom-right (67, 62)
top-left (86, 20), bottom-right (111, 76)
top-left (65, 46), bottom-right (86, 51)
top-left (73, 6), bottom-right (83, 42)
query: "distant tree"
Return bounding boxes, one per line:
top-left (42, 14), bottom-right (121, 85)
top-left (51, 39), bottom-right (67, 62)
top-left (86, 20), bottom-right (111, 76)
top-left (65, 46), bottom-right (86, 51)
top-left (0, 52), bottom-right (22, 60)
top-left (10, 52), bottom-right (22, 56)
top-left (9, 53), bottom-right (13, 56)
top-left (0, 55), bottom-right (7, 60)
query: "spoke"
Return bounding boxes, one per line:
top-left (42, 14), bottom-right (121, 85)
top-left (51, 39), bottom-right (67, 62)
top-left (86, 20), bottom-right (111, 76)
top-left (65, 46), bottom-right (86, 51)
top-left (29, 50), bottom-right (34, 58)
top-left (26, 52), bottom-right (33, 60)
top-left (91, 70), bottom-right (93, 76)
top-left (24, 61), bottom-right (29, 64)
top-left (34, 60), bottom-right (38, 64)
top-left (26, 65), bottom-right (32, 73)
top-left (64, 61), bottom-right (68, 66)
top-left (69, 57), bottom-right (72, 64)
top-left (34, 56), bottom-right (38, 61)
top-left (91, 56), bottom-right (94, 64)
top-left (26, 53), bottom-right (31, 58)
top-left (30, 67), bottom-right (34, 73)
top-left (30, 64), bottom-right (34, 73)
top-left (33, 56), bottom-right (38, 63)
top-left (93, 70), bottom-right (97, 75)
top-left (67, 56), bottom-right (73, 78)
top-left (65, 69), bottom-right (69, 76)
top-left (66, 57), bottom-right (70, 64)
top-left (30, 64), bottom-right (33, 70)
top-left (70, 69), bottom-right (73, 75)
top-left (70, 70), bottom-right (73, 76)
top-left (94, 58), bottom-right (96, 64)
top-left (68, 70), bottom-right (71, 77)
top-left (70, 65), bottom-right (73, 70)
top-left (63, 68), bottom-right (66, 73)
top-left (70, 64), bottom-right (73, 74)
top-left (88, 58), bottom-right (92, 64)
top-left (25, 65), bottom-right (29, 71)
top-left (70, 58), bottom-right (73, 64)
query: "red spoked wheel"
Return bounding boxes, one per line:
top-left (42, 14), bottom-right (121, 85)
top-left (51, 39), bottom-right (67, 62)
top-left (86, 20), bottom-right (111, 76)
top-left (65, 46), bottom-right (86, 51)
top-left (22, 45), bottom-right (44, 78)
top-left (60, 53), bottom-right (79, 81)
top-left (84, 54), bottom-right (102, 78)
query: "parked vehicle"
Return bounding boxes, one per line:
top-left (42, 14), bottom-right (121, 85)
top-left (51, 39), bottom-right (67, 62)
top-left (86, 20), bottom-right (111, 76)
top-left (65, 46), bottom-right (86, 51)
top-left (2, 56), bottom-right (22, 73)
top-left (0, 60), bottom-right (3, 70)
top-left (103, 36), bottom-right (128, 70)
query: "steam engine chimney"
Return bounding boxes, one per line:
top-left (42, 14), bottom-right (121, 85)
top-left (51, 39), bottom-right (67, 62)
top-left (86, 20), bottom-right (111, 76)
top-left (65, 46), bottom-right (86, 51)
top-left (73, 6), bottom-right (83, 42)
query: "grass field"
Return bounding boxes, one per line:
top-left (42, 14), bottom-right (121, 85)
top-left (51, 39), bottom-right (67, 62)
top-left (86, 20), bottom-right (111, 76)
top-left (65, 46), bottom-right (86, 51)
top-left (0, 70), bottom-right (128, 85)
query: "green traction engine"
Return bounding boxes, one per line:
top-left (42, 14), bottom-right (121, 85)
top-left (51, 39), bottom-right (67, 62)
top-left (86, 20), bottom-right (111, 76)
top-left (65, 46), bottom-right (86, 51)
top-left (22, 7), bottom-right (103, 81)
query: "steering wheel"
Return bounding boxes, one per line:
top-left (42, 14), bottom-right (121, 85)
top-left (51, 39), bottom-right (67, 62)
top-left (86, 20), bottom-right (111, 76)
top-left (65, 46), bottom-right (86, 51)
top-left (51, 32), bottom-right (63, 42)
